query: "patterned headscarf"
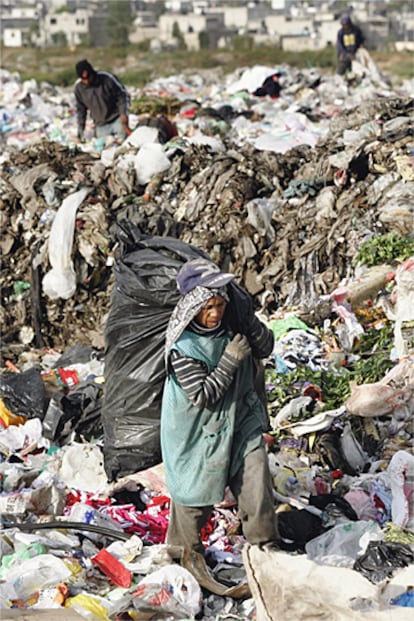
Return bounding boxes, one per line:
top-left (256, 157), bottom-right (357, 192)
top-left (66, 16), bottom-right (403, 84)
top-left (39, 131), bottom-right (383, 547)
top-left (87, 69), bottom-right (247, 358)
top-left (165, 285), bottom-right (229, 364)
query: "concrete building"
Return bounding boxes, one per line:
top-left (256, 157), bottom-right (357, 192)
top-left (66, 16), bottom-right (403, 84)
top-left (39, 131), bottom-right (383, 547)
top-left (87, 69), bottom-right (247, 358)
top-left (0, 0), bottom-right (407, 51)
top-left (3, 26), bottom-right (29, 47)
top-left (41, 8), bottom-right (90, 46)
top-left (316, 16), bottom-right (340, 48)
top-left (129, 12), bottom-right (160, 45)
top-left (0, 2), bottom-right (42, 47)
top-left (165, 0), bottom-right (193, 13)
top-left (266, 14), bottom-right (314, 38)
top-left (213, 5), bottom-right (272, 34)
top-left (158, 11), bottom-right (227, 49)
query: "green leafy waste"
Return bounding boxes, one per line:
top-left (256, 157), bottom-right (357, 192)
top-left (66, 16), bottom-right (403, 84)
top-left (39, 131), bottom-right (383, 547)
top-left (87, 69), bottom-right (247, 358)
top-left (265, 323), bottom-right (395, 415)
top-left (355, 232), bottom-right (414, 268)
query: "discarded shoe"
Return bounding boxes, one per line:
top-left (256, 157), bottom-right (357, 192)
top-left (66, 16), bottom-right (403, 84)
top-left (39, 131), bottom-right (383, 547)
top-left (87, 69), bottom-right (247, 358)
top-left (181, 549), bottom-right (251, 599)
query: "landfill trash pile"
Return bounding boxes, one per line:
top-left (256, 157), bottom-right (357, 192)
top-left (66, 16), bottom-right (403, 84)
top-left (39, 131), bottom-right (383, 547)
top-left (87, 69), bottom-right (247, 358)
top-left (1, 57), bottom-right (414, 619)
top-left (1, 63), bottom-right (413, 356)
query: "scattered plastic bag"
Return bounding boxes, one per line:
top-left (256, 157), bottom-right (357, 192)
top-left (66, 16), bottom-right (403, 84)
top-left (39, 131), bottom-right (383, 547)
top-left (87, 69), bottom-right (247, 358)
top-left (354, 541), bottom-right (414, 584)
top-left (134, 564), bottom-right (202, 618)
top-left (42, 379), bottom-right (103, 445)
top-left (0, 417), bottom-right (48, 458)
top-left (67, 592), bottom-right (112, 621)
top-left (134, 143), bottom-right (171, 185)
top-left (42, 187), bottom-right (89, 299)
top-left (2, 553), bottom-right (72, 600)
top-left (0, 367), bottom-right (46, 420)
top-left (59, 443), bottom-right (108, 493)
top-left (355, 47), bottom-right (390, 88)
top-left (391, 589), bottom-right (414, 608)
top-left (246, 198), bottom-right (276, 241)
top-left (92, 548), bottom-right (132, 588)
top-left (345, 381), bottom-right (407, 418)
top-left (305, 520), bottom-right (383, 568)
top-left (339, 421), bottom-right (369, 474)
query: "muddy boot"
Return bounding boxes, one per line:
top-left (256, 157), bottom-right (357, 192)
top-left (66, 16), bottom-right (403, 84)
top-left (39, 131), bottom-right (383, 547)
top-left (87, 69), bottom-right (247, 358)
top-left (181, 549), bottom-right (251, 599)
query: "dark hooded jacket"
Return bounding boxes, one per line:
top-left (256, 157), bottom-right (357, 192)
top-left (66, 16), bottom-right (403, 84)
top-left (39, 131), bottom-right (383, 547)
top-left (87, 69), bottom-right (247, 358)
top-left (75, 71), bottom-right (130, 131)
top-left (337, 19), bottom-right (365, 59)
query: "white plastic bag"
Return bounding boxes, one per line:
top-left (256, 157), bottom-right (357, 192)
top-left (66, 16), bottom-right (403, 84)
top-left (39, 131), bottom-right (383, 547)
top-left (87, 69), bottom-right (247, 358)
top-left (3, 553), bottom-right (72, 599)
top-left (59, 443), bottom-right (108, 493)
top-left (345, 381), bottom-right (406, 417)
top-left (137, 564), bottom-right (202, 617)
top-left (134, 143), bottom-right (171, 185)
top-left (246, 198), bottom-right (277, 241)
top-left (42, 187), bottom-right (89, 299)
top-left (126, 125), bottom-right (159, 148)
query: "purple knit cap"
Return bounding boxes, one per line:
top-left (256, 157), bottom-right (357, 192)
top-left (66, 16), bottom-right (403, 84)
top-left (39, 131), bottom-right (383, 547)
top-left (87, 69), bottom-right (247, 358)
top-left (176, 259), bottom-right (235, 295)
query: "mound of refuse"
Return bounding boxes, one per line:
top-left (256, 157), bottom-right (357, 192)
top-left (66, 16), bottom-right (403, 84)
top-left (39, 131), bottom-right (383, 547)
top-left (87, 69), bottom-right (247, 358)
top-left (1, 62), bottom-right (413, 360)
top-left (0, 60), bottom-right (413, 619)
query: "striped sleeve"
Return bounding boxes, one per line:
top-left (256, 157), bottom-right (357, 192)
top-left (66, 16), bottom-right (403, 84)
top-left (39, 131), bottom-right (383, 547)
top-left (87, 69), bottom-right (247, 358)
top-left (246, 316), bottom-right (274, 358)
top-left (170, 349), bottom-right (238, 408)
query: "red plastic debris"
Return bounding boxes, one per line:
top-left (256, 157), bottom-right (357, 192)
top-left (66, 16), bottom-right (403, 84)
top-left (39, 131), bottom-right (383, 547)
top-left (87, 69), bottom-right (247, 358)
top-left (92, 548), bottom-right (132, 588)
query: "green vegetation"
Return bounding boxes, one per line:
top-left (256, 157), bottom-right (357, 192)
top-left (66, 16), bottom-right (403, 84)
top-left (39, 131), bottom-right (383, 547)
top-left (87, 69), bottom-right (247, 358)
top-left (265, 323), bottom-right (394, 414)
top-left (129, 95), bottom-right (182, 116)
top-left (53, 67), bottom-right (78, 87)
top-left (266, 365), bottom-right (352, 414)
top-left (373, 50), bottom-right (414, 80)
top-left (355, 233), bottom-right (414, 268)
top-left (122, 68), bottom-right (153, 87)
top-left (3, 43), bottom-right (411, 88)
top-left (51, 31), bottom-right (68, 47)
top-left (172, 22), bottom-right (187, 50)
top-left (232, 35), bottom-right (255, 52)
top-left (198, 31), bottom-right (210, 50)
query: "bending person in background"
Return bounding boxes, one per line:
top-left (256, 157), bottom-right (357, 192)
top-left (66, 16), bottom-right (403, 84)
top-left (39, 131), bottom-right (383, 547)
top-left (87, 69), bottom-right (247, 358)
top-left (161, 258), bottom-right (279, 596)
top-left (336, 13), bottom-right (365, 76)
top-left (74, 59), bottom-right (130, 143)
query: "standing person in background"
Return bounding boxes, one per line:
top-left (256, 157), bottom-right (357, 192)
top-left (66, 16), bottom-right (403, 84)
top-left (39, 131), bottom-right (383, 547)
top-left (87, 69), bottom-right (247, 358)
top-left (161, 259), bottom-right (279, 597)
top-left (336, 14), bottom-right (365, 76)
top-left (74, 59), bottom-right (130, 142)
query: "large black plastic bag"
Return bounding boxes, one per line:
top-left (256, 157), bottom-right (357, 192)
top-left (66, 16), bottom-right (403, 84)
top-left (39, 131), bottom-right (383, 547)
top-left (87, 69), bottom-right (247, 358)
top-left (101, 221), bottom-right (210, 481)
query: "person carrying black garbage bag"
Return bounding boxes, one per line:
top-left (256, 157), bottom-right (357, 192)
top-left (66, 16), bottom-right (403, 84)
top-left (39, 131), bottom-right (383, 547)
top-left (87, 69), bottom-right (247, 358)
top-left (74, 59), bottom-right (130, 143)
top-left (161, 258), bottom-right (280, 597)
top-left (336, 13), bottom-right (365, 76)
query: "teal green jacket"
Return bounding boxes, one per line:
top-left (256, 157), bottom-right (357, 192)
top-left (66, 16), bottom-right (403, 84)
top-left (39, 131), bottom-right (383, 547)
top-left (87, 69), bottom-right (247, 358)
top-left (161, 329), bottom-right (268, 506)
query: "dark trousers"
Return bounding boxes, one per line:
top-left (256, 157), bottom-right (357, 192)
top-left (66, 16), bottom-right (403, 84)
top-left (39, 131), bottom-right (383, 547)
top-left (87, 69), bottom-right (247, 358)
top-left (166, 447), bottom-right (279, 553)
top-left (337, 56), bottom-right (352, 75)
